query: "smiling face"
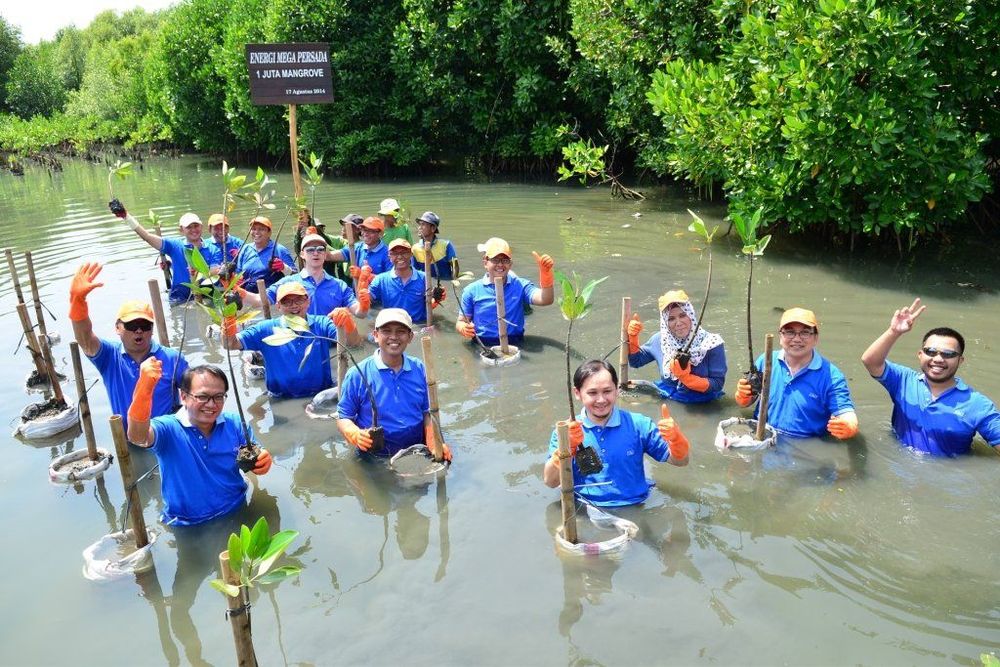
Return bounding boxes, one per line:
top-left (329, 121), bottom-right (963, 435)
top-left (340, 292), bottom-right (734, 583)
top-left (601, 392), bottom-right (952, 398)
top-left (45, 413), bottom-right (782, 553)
top-left (181, 223), bottom-right (203, 244)
top-left (210, 224), bottom-right (229, 244)
top-left (360, 226), bottom-right (382, 249)
top-left (250, 223), bottom-right (271, 247)
top-left (573, 368), bottom-right (619, 425)
top-left (277, 293), bottom-right (310, 318)
top-left (181, 371), bottom-right (227, 431)
top-left (300, 242), bottom-right (327, 269)
top-left (665, 305), bottom-right (692, 340)
top-left (389, 247), bottom-right (413, 272)
top-left (482, 254), bottom-right (512, 281)
top-left (374, 322), bottom-right (413, 360)
top-left (779, 322), bottom-right (818, 365)
top-left (417, 221), bottom-right (436, 242)
top-left (918, 334), bottom-right (963, 385)
top-left (115, 318), bottom-right (153, 357)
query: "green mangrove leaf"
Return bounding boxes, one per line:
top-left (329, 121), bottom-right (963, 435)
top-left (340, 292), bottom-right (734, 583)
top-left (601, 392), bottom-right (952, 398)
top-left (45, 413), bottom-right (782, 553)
top-left (262, 328), bottom-right (299, 346)
top-left (210, 579), bottom-right (240, 597)
top-left (235, 310), bottom-right (261, 325)
top-left (223, 301), bottom-right (238, 317)
top-left (579, 276), bottom-right (608, 304)
top-left (111, 161), bottom-right (133, 180)
top-left (297, 341), bottom-right (314, 373)
top-left (247, 517), bottom-right (270, 560)
top-left (227, 532), bottom-right (243, 574)
top-left (256, 529), bottom-right (299, 576)
top-left (283, 314), bottom-right (310, 333)
top-left (184, 247), bottom-right (211, 277)
top-left (195, 301), bottom-right (222, 323)
top-left (753, 234), bottom-right (772, 256)
top-left (257, 565), bottom-right (303, 585)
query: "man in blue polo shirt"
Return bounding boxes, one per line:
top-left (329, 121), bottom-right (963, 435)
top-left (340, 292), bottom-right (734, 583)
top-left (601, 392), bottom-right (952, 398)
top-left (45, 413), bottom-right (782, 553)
top-left (542, 360), bottom-right (689, 507)
top-left (412, 211), bottom-right (458, 281)
top-left (861, 298), bottom-right (1000, 456)
top-left (734, 307), bottom-right (859, 439)
top-left (234, 216), bottom-right (296, 293)
top-left (337, 308), bottom-right (452, 460)
top-left (227, 282), bottom-right (362, 398)
top-left (69, 262), bottom-right (188, 432)
top-left (126, 361), bottom-right (272, 525)
top-left (456, 237), bottom-right (555, 347)
top-left (203, 213), bottom-right (243, 269)
top-left (368, 239), bottom-right (442, 324)
top-left (328, 216), bottom-right (392, 276)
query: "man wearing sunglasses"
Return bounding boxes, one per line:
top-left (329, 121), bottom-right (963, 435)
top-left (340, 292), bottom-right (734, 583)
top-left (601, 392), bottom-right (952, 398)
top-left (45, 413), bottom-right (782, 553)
top-left (69, 262), bottom-right (189, 432)
top-left (735, 307), bottom-right (858, 439)
top-left (861, 298), bottom-right (1000, 456)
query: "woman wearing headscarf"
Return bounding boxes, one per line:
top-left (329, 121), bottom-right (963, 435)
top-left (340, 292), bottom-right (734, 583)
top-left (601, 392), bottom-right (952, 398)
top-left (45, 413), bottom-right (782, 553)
top-left (626, 289), bottom-right (727, 403)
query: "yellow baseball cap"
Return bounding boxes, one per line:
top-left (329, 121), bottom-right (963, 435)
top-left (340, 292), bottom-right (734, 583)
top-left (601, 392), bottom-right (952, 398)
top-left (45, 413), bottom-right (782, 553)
top-left (207, 213), bottom-right (228, 227)
top-left (250, 216), bottom-right (272, 230)
top-left (387, 238), bottom-right (412, 252)
top-left (657, 289), bottom-right (690, 312)
top-left (117, 300), bottom-right (154, 323)
top-left (477, 237), bottom-right (511, 259)
top-left (276, 282), bottom-right (308, 302)
top-left (780, 307), bottom-right (819, 331)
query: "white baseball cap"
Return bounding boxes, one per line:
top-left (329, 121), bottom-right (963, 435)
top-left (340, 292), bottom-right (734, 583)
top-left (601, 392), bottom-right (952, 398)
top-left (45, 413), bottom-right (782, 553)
top-left (374, 308), bottom-right (412, 329)
top-left (379, 198), bottom-right (400, 216)
top-left (179, 212), bottom-right (203, 228)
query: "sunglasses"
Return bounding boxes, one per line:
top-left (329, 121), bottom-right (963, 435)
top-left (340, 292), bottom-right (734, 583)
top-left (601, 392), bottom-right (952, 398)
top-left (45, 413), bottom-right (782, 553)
top-left (921, 347), bottom-right (960, 360)
top-left (303, 246), bottom-right (326, 254)
top-left (122, 320), bottom-right (153, 333)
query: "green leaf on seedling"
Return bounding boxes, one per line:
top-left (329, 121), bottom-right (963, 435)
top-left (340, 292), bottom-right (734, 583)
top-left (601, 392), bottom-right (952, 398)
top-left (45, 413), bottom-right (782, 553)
top-left (195, 301), bottom-right (222, 323)
top-left (184, 247), bottom-right (211, 277)
top-left (754, 235), bottom-right (772, 256)
top-left (210, 579), bottom-right (240, 597)
top-left (230, 175), bottom-right (246, 191)
top-left (262, 328), bottom-right (299, 346)
top-left (297, 341), bottom-right (314, 373)
top-left (247, 517), bottom-right (270, 560)
top-left (240, 524), bottom-right (252, 551)
top-left (283, 314), bottom-right (310, 333)
top-left (256, 530), bottom-right (299, 575)
top-left (235, 310), bottom-right (261, 325)
top-left (223, 301), bottom-right (238, 317)
top-left (227, 532), bottom-right (243, 573)
top-left (257, 565), bottom-right (303, 585)
top-left (111, 161), bottom-right (133, 180)
top-left (687, 209), bottom-right (717, 243)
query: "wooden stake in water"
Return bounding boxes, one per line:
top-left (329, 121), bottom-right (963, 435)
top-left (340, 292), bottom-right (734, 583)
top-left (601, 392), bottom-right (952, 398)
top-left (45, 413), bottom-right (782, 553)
top-left (345, 221), bottom-right (358, 292)
top-left (147, 278), bottom-right (169, 347)
top-left (153, 223), bottom-right (172, 289)
top-left (109, 415), bottom-right (149, 549)
top-left (4, 248), bottom-right (26, 305)
top-left (423, 241), bottom-right (434, 327)
top-left (38, 335), bottom-right (65, 402)
top-left (618, 296), bottom-right (631, 389)
top-left (421, 335), bottom-right (445, 462)
top-left (70, 342), bottom-right (99, 461)
top-left (557, 421), bottom-right (577, 544)
top-left (16, 302), bottom-right (50, 380)
top-left (755, 333), bottom-right (775, 441)
top-left (219, 551), bottom-right (256, 666)
top-left (256, 279), bottom-right (272, 319)
top-left (336, 326), bottom-right (348, 389)
top-left (493, 276), bottom-right (509, 355)
top-left (24, 251), bottom-right (49, 343)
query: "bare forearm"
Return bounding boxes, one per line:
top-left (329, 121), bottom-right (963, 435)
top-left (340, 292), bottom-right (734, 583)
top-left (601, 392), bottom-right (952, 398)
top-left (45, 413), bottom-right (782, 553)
top-left (861, 329), bottom-right (903, 377)
top-left (531, 286), bottom-right (554, 306)
top-left (72, 318), bottom-right (100, 357)
top-left (127, 419), bottom-right (154, 447)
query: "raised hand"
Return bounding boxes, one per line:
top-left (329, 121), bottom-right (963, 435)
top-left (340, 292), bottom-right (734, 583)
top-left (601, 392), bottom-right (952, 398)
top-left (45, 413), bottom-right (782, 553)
top-left (531, 251), bottom-right (555, 288)
top-left (69, 262), bottom-right (105, 321)
top-left (626, 313), bottom-right (643, 354)
top-left (889, 298), bottom-right (926, 335)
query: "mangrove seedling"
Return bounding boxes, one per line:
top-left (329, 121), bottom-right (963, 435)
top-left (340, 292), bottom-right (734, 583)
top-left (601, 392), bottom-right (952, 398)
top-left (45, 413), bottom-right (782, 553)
top-left (676, 210), bottom-right (719, 369)
top-left (299, 152), bottom-right (324, 223)
top-left (730, 206), bottom-right (772, 397)
top-left (107, 160), bottom-right (132, 200)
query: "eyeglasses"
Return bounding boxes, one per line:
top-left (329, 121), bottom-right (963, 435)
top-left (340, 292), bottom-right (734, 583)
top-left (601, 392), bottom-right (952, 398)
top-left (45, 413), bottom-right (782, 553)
top-left (488, 256), bottom-right (512, 266)
top-left (122, 320), bottom-right (153, 333)
top-left (303, 246), bottom-right (326, 254)
top-left (280, 296), bottom-right (308, 306)
top-left (780, 328), bottom-right (815, 339)
top-left (921, 347), bottom-right (960, 360)
top-left (186, 392), bottom-right (227, 406)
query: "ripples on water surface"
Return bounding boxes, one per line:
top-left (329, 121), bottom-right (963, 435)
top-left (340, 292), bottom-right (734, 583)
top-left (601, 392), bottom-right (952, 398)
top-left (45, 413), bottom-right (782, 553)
top-left (1, 157), bottom-right (997, 665)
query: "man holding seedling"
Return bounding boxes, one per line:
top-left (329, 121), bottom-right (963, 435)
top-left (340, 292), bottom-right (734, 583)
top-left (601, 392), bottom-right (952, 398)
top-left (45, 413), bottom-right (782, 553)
top-left (234, 216), bottom-right (296, 293)
top-left (734, 307), bottom-right (858, 439)
top-left (225, 282), bottom-right (362, 398)
top-left (337, 308), bottom-right (452, 460)
top-left (861, 298), bottom-right (1000, 456)
top-left (456, 237), bottom-right (555, 347)
top-left (368, 239), bottom-right (443, 323)
top-left (69, 262), bottom-right (189, 432)
top-left (328, 216), bottom-right (392, 275)
top-left (203, 213), bottom-right (243, 269)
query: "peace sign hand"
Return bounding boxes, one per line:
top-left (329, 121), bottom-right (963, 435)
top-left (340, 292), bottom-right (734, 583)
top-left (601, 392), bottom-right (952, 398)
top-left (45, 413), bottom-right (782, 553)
top-left (889, 298), bottom-right (926, 335)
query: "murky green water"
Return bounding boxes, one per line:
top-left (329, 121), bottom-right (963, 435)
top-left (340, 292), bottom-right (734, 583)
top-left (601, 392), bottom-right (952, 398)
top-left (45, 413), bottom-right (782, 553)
top-left (1, 156), bottom-right (998, 665)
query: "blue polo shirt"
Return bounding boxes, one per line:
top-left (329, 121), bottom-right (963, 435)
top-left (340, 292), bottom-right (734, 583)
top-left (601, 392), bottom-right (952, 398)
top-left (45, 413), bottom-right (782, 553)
top-left (237, 314), bottom-right (337, 398)
top-left (337, 351), bottom-right (429, 457)
top-left (460, 274), bottom-right (537, 343)
top-left (203, 234), bottom-right (244, 267)
top-left (266, 271), bottom-right (358, 316)
top-left (875, 360), bottom-right (1000, 456)
top-left (160, 237), bottom-right (212, 303)
top-left (235, 240), bottom-right (296, 292)
top-left (369, 268), bottom-right (429, 323)
top-left (412, 238), bottom-right (457, 280)
top-left (352, 241), bottom-right (391, 275)
top-left (88, 339), bottom-right (187, 432)
top-left (628, 332), bottom-right (727, 403)
top-left (150, 411), bottom-right (249, 526)
top-left (751, 349), bottom-right (854, 438)
top-left (547, 407), bottom-right (670, 507)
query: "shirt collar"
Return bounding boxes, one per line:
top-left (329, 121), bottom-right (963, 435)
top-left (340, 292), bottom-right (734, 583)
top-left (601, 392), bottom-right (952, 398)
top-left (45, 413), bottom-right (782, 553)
top-left (480, 273), bottom-right (508, 286)
top-left (297, 269), bottom-right (331, 284)
top-left (372, 349), bottom-right (412, 372)
top-left (119, 340), bottom-right (162, 360)
top-left (777, 348), bottom-right (823, 370)
top-left (580, 405), bottom-right (621, 428)
top-left (917, 374), bottom-right (969, 393)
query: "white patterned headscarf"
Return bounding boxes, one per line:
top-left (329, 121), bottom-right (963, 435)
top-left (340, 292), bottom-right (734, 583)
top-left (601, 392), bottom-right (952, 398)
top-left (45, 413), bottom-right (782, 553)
top-left (659, 294), bottom-right (724, 381)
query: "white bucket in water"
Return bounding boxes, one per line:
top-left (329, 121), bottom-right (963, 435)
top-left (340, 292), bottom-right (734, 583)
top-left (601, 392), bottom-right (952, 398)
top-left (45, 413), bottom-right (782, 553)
top-left (82, 529), bottom-right (157, 581)
top-left (480, 344), bottom-right (521, 367)
top-left (389, 444), bottom-right (448, 483)
top-left (305, 386), bottom-right (339, 419)
top-left (555, 502), bottom-right (638, 558)
top-left (49, 448), bottom-right (113, 483)
top-left (715, 417), bottom-right (777, 452)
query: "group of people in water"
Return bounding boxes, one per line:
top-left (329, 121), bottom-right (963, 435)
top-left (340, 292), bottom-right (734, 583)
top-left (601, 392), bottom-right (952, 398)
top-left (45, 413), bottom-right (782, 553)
top-left (65, 196), bottom-right (1000, 528)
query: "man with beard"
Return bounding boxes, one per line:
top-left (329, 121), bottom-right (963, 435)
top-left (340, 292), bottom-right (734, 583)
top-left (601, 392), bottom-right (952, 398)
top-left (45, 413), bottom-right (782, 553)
top-left (861, 298), bottom-right (1000, 456)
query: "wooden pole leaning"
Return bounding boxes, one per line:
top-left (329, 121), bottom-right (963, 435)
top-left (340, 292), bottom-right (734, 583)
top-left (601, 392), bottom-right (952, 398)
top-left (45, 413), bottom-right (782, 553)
top-left (16, 302), bottom-right (50, 379)
top-left (219, 551), bottom-right (256, 667)
top-left (421, 335), bottom-right (445, 462)
top-left (557, 421), bottom-right (577, 544)
top-left (345, 221), bottom-right (358, 293)
top-left (618, 296), bottom-right (631, 389)
top-left (38, 335), bottom-right (65, 402)
top-left (493, 276), bottom-right (509, 355)
top-left (256, 279), bottom-right (272, 319)
top-left (288, 103), bottom-right (303, 199)
top-left (423, 241), bottom-right (434, 327)
top-left (24, 251), bottom-right (49, 342)
top-left (109, 415), bottom-right (150, 549)
top-left (755, 333), bottom-right (775, 440)
top-left (153, 223), bottom-right (172, 289)
top-left (147, 278), bottom-right (169, 347)
top-left (70, 342), bottom-right (99, 461)
top-left (4, 248), bottom-right (26, 305)
top-left (336, 326), bottom-right (348, 389)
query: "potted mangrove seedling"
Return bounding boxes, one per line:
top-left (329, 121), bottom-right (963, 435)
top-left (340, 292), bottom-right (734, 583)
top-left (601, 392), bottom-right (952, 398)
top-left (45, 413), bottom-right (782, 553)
top-left (675, 210), bottom-right (719, 370)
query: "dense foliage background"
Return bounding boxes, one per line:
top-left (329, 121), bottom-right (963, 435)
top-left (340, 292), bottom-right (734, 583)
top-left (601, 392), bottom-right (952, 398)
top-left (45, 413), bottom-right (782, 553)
top-left (1, 0), bottom-right (997, 243)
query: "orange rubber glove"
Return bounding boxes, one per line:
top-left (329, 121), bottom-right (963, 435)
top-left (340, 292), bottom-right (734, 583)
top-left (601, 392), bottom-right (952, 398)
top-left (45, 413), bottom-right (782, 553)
top-left (827, 412), bottom-right (859, 440)
top-left (431, 288), bottom-right (446, 309)
top-left (357, 288), bottom-right (371, 311)
top-left (357, 265), bottom-right (374, 289)
top-left (222, 315), bottom-right (238, 338)
top-left (658, 404), bottom-right (690, 461)
top-left (626, 313), bottom-right (643, 355)
top-left (734, 378), bottom-right (755, 408)
top-left (349, 265), bottom-right (360, 279)
top-left (343, 422), bottom-right (374, 451)
top-left (669, 358), bottom-right (710, 393)
top-left (531, 251), bottom-right (555, 288)
top-left (457, 320), bottom-right (476, 339)
top-left (128, 357), bottom-right (162, 423)
top-left (551, 419), bottom-right (584, 466)
top-left (69, 262), bottom-right (104, 322)
top-left (329, 307), bottom-right (356, 332)
top-left (424, 421), bottom-right (453, 462)
top-left (252, 449), bottom-right (273, 474)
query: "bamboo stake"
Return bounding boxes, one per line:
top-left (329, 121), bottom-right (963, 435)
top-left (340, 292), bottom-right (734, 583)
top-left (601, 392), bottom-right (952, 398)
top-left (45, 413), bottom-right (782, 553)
top-left (755, 334), bottom-right (775, 440)
top-left (336, 326), bottom-right (348, 389)
top-left (147, 278), bottom-right (169, 347)
top-left (4, 248), bottom-right (26, 304)
top-left (494, 276), bottom-right (509, 355)
top-left (38, 335), bottom-right (65, 402)
top-left (423, 241), bottom-right (434, 326)
top-left (345, 221), bottom-right (358, 293)
top-left (256, 279), bottom-right (271, 318)
top-left (421, 335), bottom-right (444, 462)
top-left (618, 297), bottom-right (631, 389)
top-left (153, 223), bottom-right (172, 289)
top-left (288, 104), bottom-right (303, 200)
top-left (24, 251), bottom-right (49, 342)
top-left (16, 302), bottom-right (49, 379)
top-left (70, 342), bottom-right (98, 461)
top-left (109, 415), bottom-right (149, 549)
top-left (556, 421), bottom-right (577, 544)
top-left (219, 551), bottom-right (256, 667)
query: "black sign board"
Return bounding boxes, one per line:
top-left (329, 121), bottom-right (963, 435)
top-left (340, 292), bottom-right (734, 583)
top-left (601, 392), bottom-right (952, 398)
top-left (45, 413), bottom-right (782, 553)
top-left (246, 43), bottom-right (334, 105)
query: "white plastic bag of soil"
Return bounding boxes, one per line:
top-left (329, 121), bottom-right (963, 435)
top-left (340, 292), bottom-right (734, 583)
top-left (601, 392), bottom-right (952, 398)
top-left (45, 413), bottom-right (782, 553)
top-left (12, 400), bottom-right (79, 439)
top-left (305, 386), bottom-right (339, 419)
top-left (242, 351), bottom-right (265, 380)
top-left (390, 445), bottom-right (448, 483)
top-left (555, 502), bottom-right (638, 558)
top-left (480, 345), bottom-right (520, 367)
top-left (82, 529), bottom-right (157, 581)
top-left (715, 417), bottom-right (777, 453)
top-left (49, 448), bottom-right (113, 483)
